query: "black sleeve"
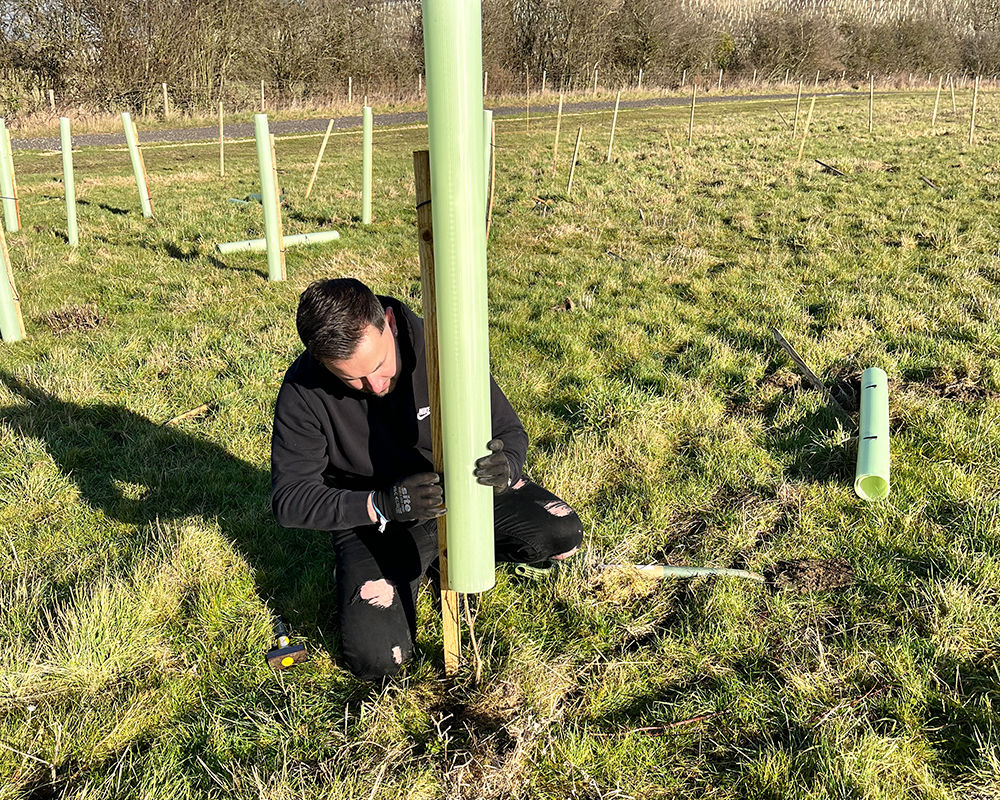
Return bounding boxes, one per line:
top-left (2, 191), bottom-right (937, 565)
top-left (490, 375), bottom-right (529, 485)
top-left (270, 382), bottom-right (373, 531)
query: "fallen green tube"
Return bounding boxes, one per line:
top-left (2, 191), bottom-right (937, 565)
top-left (60, 118), bottom-right (78, 247)
top-left (605, 564), bottom-right (765, 582)
top-left (215, 230), bottom-right (340, 254)
top-left (362, 106), bottom-right (373, 224)
top-left (253, 114), bottom-right (284, 282)
top-left (422, 0), bottom-right (495, 593)
top-left (855, 366), bottom-right (890, 501)
top-left (0, 119), bottom-right (18, 232)
top-left (121, 113), bottom-right (153, 218)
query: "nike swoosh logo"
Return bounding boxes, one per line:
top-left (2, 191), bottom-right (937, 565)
top-left (417, 406), bottom-right (431, 420)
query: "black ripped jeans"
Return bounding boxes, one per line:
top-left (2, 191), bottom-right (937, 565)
top-left (331, 479), bottom-right (583, 680)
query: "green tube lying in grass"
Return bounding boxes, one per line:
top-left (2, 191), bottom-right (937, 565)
top-left (855, 366), bottom-right (890, 501)
top-left (215, 230), bottom-right (340, 254)
top-left (603, 564), bottom-right (766, 582)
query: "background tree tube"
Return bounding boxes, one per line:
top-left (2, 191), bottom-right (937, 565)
top-left (0, 119), bottom-right (19, 232)
top-left (362, 106), bottom-right (373, 224)
top-left (121, 113), bottom-right (153, 218)
top-left (421, 0), bottom-right (495, 593)
top-left (855, 367), bottom-right (890, 501)
top-left (60, 118), bottom-right (78, 247)
top-left (253, 114), bottom-right (285, 282)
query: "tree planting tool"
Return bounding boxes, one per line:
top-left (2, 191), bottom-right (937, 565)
top-left (514, 561), bottom-right (560, 581)
top-left (266, 616), bottom-right (308, 670)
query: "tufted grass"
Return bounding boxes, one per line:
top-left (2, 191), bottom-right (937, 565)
top-left (1, 88), bottom-right (998, 798)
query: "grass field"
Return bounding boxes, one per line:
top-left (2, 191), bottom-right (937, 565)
top-left (1, 88), bottom-right (999, 798)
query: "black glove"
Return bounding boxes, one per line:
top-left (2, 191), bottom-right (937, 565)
top-left (372, 473), bottom-right (444, 529)
top-left (474, 439), bottom-right (511, 494)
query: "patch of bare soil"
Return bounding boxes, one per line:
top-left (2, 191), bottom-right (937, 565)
top-left (40, 304), bottom-right (106, 334)
top-left (766, 558), bottom-right (855, 594)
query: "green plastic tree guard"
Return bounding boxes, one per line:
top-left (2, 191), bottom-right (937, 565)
top-left (0, 225), bottom-right (23, 342)
top-left (121, 113), bottom-right (153, 218)
top-left (362, 106), bottom-right (373, 224)
top-left (253, 114), bottom-right (284, 282)
top-left (0, 119), bottom-right (18, 232)
top-left (60, 118), bottom-right (78, 247)
top-left (215, 230), bottom-right (339, 254)
top-left (422, 0), bottom-right (495, 593)
top-left (855, 367), bottom-right (890, 501)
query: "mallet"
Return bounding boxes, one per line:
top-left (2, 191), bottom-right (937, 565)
top-left (265, 616), bottom-right (308, 670)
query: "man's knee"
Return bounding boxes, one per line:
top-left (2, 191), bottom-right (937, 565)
top-left (534, 496), bottom-right (584, 557)
top-left (343, 642), bottom-right (410, 681)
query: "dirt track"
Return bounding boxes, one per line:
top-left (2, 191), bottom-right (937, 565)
top-left (11, 91), bottom-right (854, 152)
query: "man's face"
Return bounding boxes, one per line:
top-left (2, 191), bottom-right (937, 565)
top-left (324, 307), bottom-right (401, 397)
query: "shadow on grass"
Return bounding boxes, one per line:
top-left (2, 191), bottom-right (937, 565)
top-left (0, 370), bottom-right (337, 651)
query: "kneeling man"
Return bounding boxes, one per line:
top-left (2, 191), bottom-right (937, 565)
top-left (271, 278), bottom-right (583, 679)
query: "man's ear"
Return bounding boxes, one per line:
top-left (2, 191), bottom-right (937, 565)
top-left (385, 306), bottom-right (398, 336)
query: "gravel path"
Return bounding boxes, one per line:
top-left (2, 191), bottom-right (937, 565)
top-left (12, 91), bottom-right (850, 151)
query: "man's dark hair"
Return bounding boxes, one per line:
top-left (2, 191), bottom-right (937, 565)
top-left (296, 278), bottom-right (386, 361)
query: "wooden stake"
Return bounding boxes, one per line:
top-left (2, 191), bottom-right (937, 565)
top-left (269, 133), bottom-right (286, 281)
top-left (525, 70), bottom-right (530, 132)
top-left (792, 80), bottom-right (803, 139)
top-left (717, 68), bottom-right (723, 90)
top-left (413, 149), bottom-right (461, 677)
top-left (950, 74), bottom-right (956, 114)
top-left (162, 82), bottom-right (169, 118)
top-left (483, 71), bottom-right (488, 96)
top-left (305, 119), bottom-right (335, 200)
top-left (553, 92), bottom-right (564, 166)
top-left (681, 69), bottom-right (686, 87)
top-left (418, 72), bottom-right (423, 95)
top-left (637, 68), bottom-right (643, 91)
top-left (932, 75), bottom-right (942, 131)
top-left (348, 76), bottom-right (353, 104)
top-left (868, 74), bottom-right (874, 133)
top-left (784, 68), bottom-right (790, 84)
top-left (567, 126), bottom-right (582, 196)
top-left (606, 89), bottom-right (621, 162)
top-left (260, 79), bottom-right (265, 111)
top-left (218, 101), bottom-right (225, 177)
top-left (797, 96), bottom-right (816, 162)
top-left (4, 129), bottom-right (21, 230)
top-left (485, 119), bottom-right (495, 241)
top-left (48, 89), bottom-right (55, 112)
top-left (688, 84), bottom-right (696, 145)
top-left (541, 69), bottom-right (547, 94)
top-left (592, 64), bottom-right (599, 96)
top-left (969, 75), bottom-right (979, 145)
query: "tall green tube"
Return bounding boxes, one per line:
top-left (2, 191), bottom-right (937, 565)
top-left (0, 119), bottom-right (18, 232)
top-left (855, 367), bottom-right (890, 501)
top-left (0, 231), bottom-right (23, 342)
top-left (60, 118), bottom-right (78, 247)
top-left (422, 0), bottom-right (495, 593)
top-left (121, 113), bottom-right (153, 218)
top-left (253, 114), bottom-right (284, 282)
top-left (483, 109), bottom-right (493, 205)
top-left (362, 106), bottom-right (373, 224)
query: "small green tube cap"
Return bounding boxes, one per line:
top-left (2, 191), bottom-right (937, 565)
top-left (855, 367), bottom-right (890, 501)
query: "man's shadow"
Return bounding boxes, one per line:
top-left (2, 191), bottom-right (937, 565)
top-left (0, 370), bottom-right (338, 646)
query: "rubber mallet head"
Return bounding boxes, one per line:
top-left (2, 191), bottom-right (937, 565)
top-left (266, 618), bottom-right (308, 670)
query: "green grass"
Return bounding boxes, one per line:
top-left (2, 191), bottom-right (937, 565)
top-left (1, 89), bottom-right (999, 798)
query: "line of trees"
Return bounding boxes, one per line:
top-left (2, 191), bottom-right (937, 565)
top-left (1, 0), bottom-right (1000, 118)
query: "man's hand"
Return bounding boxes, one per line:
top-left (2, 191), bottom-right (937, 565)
top-left (474, 439), bottom-right (511, 494)
top-left (372, 473), bottom-right (445, 525)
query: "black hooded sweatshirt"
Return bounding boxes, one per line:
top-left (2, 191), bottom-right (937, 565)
top-left (270, 296), bottom-right (528, 531)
